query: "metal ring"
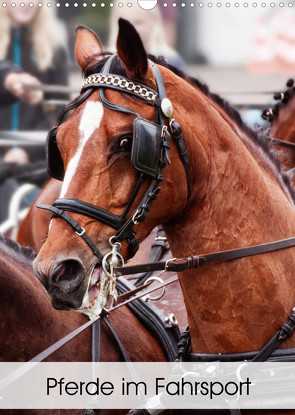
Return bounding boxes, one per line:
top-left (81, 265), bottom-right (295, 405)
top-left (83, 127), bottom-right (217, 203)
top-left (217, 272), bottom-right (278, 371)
top-left (143, 276), bottom-right (165, 302)
top-left (102, 251), bottom-right (113, 277)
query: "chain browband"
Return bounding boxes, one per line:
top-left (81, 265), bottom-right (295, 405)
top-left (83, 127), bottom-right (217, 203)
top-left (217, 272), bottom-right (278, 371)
top-left (82, 73), bottom-right (159, 104)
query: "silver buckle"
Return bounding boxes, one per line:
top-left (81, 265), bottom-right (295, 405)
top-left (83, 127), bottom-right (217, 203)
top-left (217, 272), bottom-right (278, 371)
top-left (165, 258), bottom-right (176, 272)
top-left (76, 227), bottom-right (85, 236)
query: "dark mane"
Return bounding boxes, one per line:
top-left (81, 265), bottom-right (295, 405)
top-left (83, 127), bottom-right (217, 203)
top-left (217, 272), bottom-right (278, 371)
top-left (262, 78), bottom-right (295, 123)
top-left (0, 235), bottom-right (36, 265)
top-left (86, 54), bottom-right (295, 202)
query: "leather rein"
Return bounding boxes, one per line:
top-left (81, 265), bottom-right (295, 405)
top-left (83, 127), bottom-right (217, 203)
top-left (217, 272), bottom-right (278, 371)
top-left (114, 235), bottom-right (295, 363)
top-left (3, 240), bottom-right (295, 410)
top-left (0, 274), bottom-right (179, 393)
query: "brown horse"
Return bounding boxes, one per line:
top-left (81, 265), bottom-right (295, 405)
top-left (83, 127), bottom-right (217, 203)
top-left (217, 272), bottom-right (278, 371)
top-left (33, 19), bottom-right (295, 363)
top-left (17, 181), bottom-right (187, 330)
top-left (0, 235), bottom-right (168, 415)
top-left (17, 178), bottom-right (61, 252)
top-left (262, 79), bottom-right (295, 173)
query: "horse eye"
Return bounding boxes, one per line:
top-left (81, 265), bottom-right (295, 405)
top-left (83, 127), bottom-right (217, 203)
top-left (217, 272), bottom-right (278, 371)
top-left (118, 136), bottom-right (132, 152)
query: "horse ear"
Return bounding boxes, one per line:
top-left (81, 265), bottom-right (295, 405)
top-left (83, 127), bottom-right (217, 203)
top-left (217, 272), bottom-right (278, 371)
top-left (75, 25), bottom-right (104, 73)
top-left (116, 18), bottom-right (148, 80)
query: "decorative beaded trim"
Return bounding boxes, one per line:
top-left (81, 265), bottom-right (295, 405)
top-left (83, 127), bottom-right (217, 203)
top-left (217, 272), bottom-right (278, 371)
top-left (82, 73), bottom-right (158, 103)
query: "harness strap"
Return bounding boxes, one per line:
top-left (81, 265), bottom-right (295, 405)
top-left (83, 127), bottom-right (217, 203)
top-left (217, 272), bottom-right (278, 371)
top-left (52, 198), bottom-right (126, 230)
top-left (176, 324), bottom-right (295, 363)
top-left (57, 89), bottom-right (94, 125)
top-left (49, 196), bottom-right (139, 260)
top-left (188, 348), bottom-right (295, 362)
top-left (270, 137), bottom-right (295, 150)
top-left (169, 120), bottom-right (191, 199)
top-left (92, 320), bottom-right (101, 363)
top-left (115, 236), bottom-right (295, 275)
top-left (116, 277), bottom-right (180, 362)
top-left (132, 227), bottom-right (169, 287)
top-left (114, 181), bottom-right (161, 243)
top-left (102, 317), bottom-right (131, 362)
top-left (84, 320), bottom-right (101, 415)
top-left (251, 308), bottom-right (295, 362)
top-left (0, 276), bottom-right (178, 392)
top-left (152, 63), bottom-right (190, 199)
top-left (85, 315), bottom-right (132, 415)
top-left (121, 173), bottom-right (144, 219)
top-left (99, 87), bottom-right (140, 117)
top-left (37, 204), bottom-right (103, 262)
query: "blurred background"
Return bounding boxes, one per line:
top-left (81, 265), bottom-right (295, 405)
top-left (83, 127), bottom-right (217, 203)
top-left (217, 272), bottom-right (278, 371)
top-left (0, 0), bottom-right (294, 236)
top-left (14, 0), bottom-right (295, 118)
top-left (64, 0), bottom-right (295, 123)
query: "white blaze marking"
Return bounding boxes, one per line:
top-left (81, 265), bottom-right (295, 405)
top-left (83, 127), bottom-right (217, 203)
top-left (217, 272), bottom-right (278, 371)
top-left (60, 101), bottom-right (104, 197)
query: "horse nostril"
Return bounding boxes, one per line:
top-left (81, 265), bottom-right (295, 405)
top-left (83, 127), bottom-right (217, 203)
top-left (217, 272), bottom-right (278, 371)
top-left (50, 259), bottom-right (85, 294)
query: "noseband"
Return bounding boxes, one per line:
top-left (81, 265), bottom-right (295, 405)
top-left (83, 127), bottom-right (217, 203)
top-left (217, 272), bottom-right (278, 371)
top-left (38, 55), bottom-right (190, 263)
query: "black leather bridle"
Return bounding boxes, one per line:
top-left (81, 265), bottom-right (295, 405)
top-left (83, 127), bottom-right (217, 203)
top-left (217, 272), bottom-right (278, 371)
top-left (38, 55), bottom-right (190, 264)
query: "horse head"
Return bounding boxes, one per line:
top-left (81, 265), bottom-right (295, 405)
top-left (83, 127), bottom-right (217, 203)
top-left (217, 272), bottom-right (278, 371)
top-left (33, 18), bottom-right (295, 357)
top-left (33, 19), bottom-right (190, 316)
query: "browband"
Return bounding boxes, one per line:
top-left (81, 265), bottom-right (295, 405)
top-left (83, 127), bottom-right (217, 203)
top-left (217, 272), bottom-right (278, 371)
top-left (82, 73), bottom-right (159, 105)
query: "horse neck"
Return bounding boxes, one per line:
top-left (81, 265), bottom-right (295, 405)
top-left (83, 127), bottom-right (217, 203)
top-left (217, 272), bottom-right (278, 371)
top-left (271, 95), bottom-right (295, 143)
top-left (163, 82), bottom-right (295, 354)
top-left (0, 248), bottom-right (91, 362)
top-left (271, 95), bottom-right (295, 172)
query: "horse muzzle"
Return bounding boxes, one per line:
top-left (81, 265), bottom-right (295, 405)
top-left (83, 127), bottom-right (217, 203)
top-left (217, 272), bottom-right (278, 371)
top-left (33, 256), bottom-right (93, 311)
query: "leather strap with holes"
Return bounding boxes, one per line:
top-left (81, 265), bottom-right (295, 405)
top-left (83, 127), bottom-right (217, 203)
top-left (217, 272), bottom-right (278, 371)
top-left (115, 236), bottom-right (295, 275)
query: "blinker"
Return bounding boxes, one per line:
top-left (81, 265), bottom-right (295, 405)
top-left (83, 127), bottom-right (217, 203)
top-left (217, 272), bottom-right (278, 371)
top-left (46, 126), bottom-right (64, 181)
top-left (131, 117), bottom-right (164, 178)
top-left (47, 116), bottom-right (166, 182)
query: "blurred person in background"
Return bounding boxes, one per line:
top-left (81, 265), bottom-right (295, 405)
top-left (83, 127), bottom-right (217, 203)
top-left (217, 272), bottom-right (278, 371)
top-left (108, 2), bottom-right (185, 71)
top-left (0, 1), bottom-right (69, 225)
top-left (0, 60), bottom-right (43, 108)
top-left (0, 0), bottom-right (69, 164)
